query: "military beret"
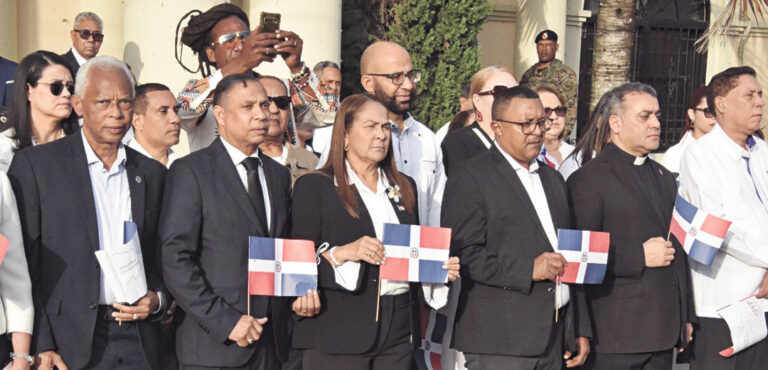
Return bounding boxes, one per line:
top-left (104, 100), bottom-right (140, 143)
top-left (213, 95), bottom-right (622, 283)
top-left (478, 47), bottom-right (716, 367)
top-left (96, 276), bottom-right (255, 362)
top-left (535, 30), bottom-right (558, 43)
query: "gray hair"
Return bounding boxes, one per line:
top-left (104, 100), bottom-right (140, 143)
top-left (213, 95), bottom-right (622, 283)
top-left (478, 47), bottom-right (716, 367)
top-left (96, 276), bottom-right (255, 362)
top-left (608, 82), bottom-right (658, 116)
top-left (73, 12), bottom-right (103, 30)
top-left (75, 56), bottom-right (136, 98)
top-left (313, 61), bottom-right (340, 75)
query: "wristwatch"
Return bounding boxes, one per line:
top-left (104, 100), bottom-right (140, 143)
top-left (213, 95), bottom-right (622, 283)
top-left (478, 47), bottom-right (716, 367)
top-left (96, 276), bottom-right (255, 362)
top-left (10, 352), bottom-right (34, 365)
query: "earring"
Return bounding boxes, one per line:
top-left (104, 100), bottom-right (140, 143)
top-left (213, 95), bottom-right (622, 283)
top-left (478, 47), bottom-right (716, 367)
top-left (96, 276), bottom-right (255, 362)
top-left (344, 145), bottom-right (349, 152)
top-left (475, 110), bottom-right (483, 122)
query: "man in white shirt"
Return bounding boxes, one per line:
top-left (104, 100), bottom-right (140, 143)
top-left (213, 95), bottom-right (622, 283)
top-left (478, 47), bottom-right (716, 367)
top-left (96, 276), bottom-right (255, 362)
top-left (679, 66), bottom-right (768, 370)
top-left (312, 61), bottom-right (341, 166)
top-left (62, 12), bottom-right (104, 77)
top-left (127, 83), bottom-right (181, 168)
top-left (359, 41), bottom-right (445, 227)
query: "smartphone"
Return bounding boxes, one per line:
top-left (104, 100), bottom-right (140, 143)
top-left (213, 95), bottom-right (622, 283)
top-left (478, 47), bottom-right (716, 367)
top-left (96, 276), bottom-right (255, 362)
top-left (259, 12), bottom-right (281, 33)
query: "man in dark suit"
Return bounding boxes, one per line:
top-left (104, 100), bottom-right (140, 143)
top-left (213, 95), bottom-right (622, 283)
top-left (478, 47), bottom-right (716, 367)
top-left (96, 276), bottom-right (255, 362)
top-left (8, 56), bottom-right (167, 370)
top-left (161, 73), bottom-right (312, 370)
top-left (443, 86), bottom-right (590, 370)
top-left (62, 12), bottom-right (105, 77)
top-left (567, 82), bottom-right (694, 369)
top-left (440, 119), bottom-right (493, 177)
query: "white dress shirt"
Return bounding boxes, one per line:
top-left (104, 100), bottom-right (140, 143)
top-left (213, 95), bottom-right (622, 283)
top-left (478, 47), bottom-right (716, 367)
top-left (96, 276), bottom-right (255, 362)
top-left (220, 137), bottom-right (272, 228)
top-left (331, 161), bottom-right (449, 309)
top-left (125, 136), bottom-right (178, 169)
top-left (679, 123), bottom-right (768, 317)
top-left (660, 130), bottom-right (695, 173)
top-left (390, 115), bottom-right (446, 227)
top-left (313, 125), bottom-right (334, 168)
top-left (267, 144), bottom-right (289, 166)
top-left (496, 142), bottom-right (570, 308)
top-left (70, 47), bottom-right (88, 66)
top-left (82, 132), bottom-right (133, 304)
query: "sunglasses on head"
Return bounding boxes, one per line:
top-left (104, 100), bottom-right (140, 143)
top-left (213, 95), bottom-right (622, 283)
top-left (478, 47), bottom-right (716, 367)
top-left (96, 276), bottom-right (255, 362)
top-left (544, 106), bottom-right (568, 117)
top-left (36, 80), bottom-right (75, 96)
top-left (74, 29), bottom-right (104, 42)
top-left (692, 107), bottom-right (713, 118)
top-left (212, 31), bottom-right (251, 48)
top-left (477, 85), bottom-right (512, 96)
top-left (268, 96), bottom-right (291, 110)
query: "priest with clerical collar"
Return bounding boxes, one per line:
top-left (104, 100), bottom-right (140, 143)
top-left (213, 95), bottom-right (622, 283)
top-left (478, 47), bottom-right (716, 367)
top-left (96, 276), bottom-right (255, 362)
top-left (566, 82), bottom-right (695, 370)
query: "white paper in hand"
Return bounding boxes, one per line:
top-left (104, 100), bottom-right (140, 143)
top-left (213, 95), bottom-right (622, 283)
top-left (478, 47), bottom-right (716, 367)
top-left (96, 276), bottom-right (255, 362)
top-left (94, 221), bottom-right (148, 304)
top-left (717, 295), bottom-right (768, 357)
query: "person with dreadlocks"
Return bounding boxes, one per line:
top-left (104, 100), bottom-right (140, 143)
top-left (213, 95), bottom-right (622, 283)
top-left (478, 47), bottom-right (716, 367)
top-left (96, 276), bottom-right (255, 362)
top-left (175, 3), bottom-right (336, 153)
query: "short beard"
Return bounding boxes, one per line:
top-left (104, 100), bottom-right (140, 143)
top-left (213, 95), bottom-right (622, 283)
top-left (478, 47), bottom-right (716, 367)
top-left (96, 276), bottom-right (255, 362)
top-left (372, 85), bottom-right (414, 115)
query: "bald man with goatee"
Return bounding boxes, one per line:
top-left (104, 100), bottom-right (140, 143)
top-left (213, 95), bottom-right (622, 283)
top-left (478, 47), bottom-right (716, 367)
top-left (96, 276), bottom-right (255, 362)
top-left (360, 41), bottom-right (445, 228)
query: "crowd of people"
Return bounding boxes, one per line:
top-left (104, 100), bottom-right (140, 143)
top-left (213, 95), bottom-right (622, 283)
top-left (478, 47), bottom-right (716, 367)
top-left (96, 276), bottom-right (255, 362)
top-left (0, 3), bottom-right (765, 370)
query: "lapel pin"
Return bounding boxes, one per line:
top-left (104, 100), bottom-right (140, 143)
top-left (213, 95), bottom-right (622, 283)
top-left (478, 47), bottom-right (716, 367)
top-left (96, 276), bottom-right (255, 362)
top-left (135, 176), bottom-right (142, 184)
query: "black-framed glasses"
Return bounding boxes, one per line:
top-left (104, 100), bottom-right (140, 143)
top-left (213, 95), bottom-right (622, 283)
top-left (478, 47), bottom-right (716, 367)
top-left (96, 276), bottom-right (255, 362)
top-left (366, 69), bottom-right (422, 85)
top-left (36, 80), bottom-right (75, 96)
top-left (692, 107), bottom-right (713, 119)
top-left (268, 96), bottom-right (291, 110)
top-left (73, 29), bottom-right (104, 42)
top-left (495, 117), bottom-right (552, 134)
top-left (544, 106), bottom-right (568, 118)
top-left (211, 31), bottom-right (251, 48)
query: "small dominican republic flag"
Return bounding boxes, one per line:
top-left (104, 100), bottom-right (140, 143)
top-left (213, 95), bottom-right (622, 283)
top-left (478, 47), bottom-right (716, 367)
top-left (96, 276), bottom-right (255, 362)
top-left (556, 229), bottom-right (610, 284)
top-left (380, 223), bottom-right (451, 283)
top-left (248, 237), bottom-right (317, 297)
top-left (670, 194), bottom-right (732, 266)
top-left (415, 307), bottom-right (447, 370)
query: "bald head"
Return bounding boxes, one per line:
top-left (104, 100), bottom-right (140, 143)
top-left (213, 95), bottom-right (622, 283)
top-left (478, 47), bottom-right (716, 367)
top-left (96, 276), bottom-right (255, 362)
top-left (360, 41), bottom-right (411, 75)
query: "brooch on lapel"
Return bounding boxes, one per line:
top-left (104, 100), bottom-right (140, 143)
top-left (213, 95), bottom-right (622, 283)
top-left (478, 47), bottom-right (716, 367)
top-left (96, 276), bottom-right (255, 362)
top-left (386, 185), bottom-right (406, 211)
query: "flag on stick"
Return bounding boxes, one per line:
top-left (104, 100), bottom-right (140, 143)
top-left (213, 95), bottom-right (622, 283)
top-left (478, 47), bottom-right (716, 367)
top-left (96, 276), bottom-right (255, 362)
top-left (556, 229), bottom-right (610, 284)
top-left (669, 194), bottom-right (731, 266)
top-left (248, 237), bottom-right (317, 296)
top-left (380, 223), bottom-right (451, 283)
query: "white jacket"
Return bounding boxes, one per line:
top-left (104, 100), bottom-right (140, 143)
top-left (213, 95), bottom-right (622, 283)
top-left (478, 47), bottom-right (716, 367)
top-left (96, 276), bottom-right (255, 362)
top-left (0, 171), bottom-right (33, 334)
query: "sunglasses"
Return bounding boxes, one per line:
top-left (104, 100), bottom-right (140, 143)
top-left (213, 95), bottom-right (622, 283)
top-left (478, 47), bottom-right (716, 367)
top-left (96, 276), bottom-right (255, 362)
top-left (691, 107), bottom-right (713, 119)
top-left (211, 31), bottom-right (251, 48)
top-left (477, 85), bottom-right (512, 96)
top-left (366, 70), bottom-right (422, 85)
top-left (544, 106), bottom-right (568, 117)
top-left (36, 80), bottom-right (75, 96)
top-left (494, 117), bottom-right (552, 134)
top-left (74, 29), bottom-right (104, 42)
top-left (268, 96), bottom-right (291, 110)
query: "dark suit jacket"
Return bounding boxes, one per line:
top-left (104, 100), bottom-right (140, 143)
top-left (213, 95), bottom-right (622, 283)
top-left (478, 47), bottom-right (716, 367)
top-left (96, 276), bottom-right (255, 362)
top-left (566, 143), bottom-right (694, 354)
top-left (61, 49), bottom-right (80, 78)
top-left (441, 121), bottom-right (491, 177)
top-left (160, 138), bottom-right (293, 367)
top-left (442, 145), bottom-right (591, 356)
top-left (0, 56), bottom-right (16, 108)
top-left (290, 171), bottom-right (422, 354)
top-left (7, 131), bottom-right (167, 369)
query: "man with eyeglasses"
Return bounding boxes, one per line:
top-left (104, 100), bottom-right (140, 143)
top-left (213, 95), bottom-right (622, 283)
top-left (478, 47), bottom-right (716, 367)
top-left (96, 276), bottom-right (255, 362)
top-left (359, 41), bottom-right (445, 228)
top-left (258, 75), bottom-right (318, 185)
top-left (175, 3), bottom-right (334, 153)
top-left (567, 83), bottom-right (694, 370)
top-left (442, 86), bottom-right (591, 369)
top-left (679, 67), bottom-right (768, 370)
top-left (62, 12), bottom-right (105, 78)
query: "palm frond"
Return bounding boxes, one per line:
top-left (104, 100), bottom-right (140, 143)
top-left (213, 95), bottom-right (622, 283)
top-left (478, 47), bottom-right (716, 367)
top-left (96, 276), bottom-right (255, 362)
top-left (696, 0), bottom-right (768, 53)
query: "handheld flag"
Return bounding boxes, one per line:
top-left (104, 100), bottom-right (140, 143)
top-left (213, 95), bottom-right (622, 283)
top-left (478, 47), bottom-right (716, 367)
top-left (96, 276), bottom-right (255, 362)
top-left (0, 234), bottom-right (8, 267)
top-left (380, 223), bottom-right (451, 283)
top-left (669, 194), bottom-right (731, 266)
top-left (556, 229), bottom-right (610, 284)
top-left (415, 307), bottom-right (446, 370)
top-left (248, 237), bottom-right (317, 297)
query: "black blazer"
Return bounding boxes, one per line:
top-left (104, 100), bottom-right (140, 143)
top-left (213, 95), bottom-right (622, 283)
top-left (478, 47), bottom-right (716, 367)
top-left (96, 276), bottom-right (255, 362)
top-left (442, 146), bottom-right (591, 356)
top-left (61, 49), bottom-right (80, 78)
top-left (7, 131), bottom-right (167, 369)
top-left (160, 138), bottom-right (293, 367)
top-left (441, 121), bottom-right (491, 177)
top-left (566, 143), bottom-right (694, 353)
top-left (290, 171), bottom-right (422, 354)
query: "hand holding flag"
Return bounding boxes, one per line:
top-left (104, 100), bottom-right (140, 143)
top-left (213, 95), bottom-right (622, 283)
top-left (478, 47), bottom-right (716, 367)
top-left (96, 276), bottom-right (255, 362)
top-left (669, 194), bottom-right (731, 266)
top-left (380, 223), bottom-right (452, 283)
top-left (248, 237), bottom-right (317, 297)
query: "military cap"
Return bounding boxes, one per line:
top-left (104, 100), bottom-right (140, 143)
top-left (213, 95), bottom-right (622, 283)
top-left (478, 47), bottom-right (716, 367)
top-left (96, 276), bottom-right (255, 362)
top-left (535, 30), bottom-right (558, 43)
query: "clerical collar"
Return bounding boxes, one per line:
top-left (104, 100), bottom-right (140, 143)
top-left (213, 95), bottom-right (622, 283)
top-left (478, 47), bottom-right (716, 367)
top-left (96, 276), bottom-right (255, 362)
top-left (607, 142), bottom-right (648, 166)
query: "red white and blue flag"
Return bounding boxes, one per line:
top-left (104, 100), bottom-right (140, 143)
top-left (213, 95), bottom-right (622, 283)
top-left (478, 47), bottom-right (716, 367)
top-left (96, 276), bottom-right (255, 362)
top-left (380, 223), bottom-right (451, 283)
top-left (248, 237), bottom-right (317, 297)
top-left (556, 229), bottom-right (610, 284)
top-left (415, 307), bottom-right (446, 370)
top-left (669, 194), bottom-right (732, 266)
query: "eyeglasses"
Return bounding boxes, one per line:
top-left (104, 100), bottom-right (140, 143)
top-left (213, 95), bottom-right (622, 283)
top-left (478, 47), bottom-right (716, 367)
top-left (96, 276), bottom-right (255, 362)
top-left (494, 117), bottom-right (552, 134)
top-left (36, 81), bottom-right (75, 96)
top-left (268, 96), bottom-right (291, 110)
top-left (73, 29), bottom-right (104, 42)
top-left (366, 70), bottom-right (422, 85)
top-left (477, 85), bottom-right (512, 96)
top-left (691, 107), bottom-right (713, 119)
top-left (544, 106), bottom-right (568, 117)
top-left (211, 31), bottom-right (251, 48)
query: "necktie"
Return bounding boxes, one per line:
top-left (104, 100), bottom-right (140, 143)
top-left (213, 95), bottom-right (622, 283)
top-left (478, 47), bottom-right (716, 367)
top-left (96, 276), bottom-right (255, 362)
top-left (241, 157), bottom-right (269, 233)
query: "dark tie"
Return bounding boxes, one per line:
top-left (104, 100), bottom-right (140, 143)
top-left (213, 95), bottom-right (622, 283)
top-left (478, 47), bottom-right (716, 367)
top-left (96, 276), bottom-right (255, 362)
top-left (242, 157), bottom-right (269, 233)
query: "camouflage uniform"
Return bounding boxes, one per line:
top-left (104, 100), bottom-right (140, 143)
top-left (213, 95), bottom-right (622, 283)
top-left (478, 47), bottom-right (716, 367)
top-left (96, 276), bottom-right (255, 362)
top-left (520, 58), bottom-right (578, 141)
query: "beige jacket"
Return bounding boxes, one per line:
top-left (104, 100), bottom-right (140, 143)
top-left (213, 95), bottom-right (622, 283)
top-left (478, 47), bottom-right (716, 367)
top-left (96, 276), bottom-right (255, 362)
top-left (285, 143), bottom-right (318, 186)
